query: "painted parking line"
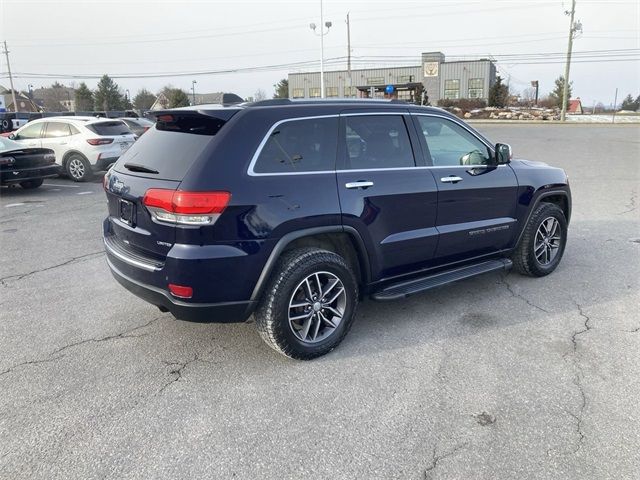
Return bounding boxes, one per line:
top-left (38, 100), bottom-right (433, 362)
top-left (43, 183), bottom-right (80, 188)
top-left (5, 203), bottom-right (26, 208)
top-left (77, 191), bottom-right (93, 195)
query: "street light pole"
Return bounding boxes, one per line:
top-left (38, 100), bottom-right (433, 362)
top-left (310, 0), bottom-right (331, 99)
top-left (191, 80), bottom-right (197, 105)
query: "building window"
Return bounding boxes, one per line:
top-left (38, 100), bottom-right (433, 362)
top-left (292, 88), bottom-right (304, 99)
top-left (326, 87), bottom-right (338, 97)
top-left (444, 79), bottom-right (460, 99)
top-left (398, 75), bottom-right (413, 83)
top-left (468, 78), bottom-right (484, 98)
top-left (309, 88), bottom-right (321, 98)
top-left (366, 77), bottom-right (384, 85)
top-left (343, 86), bottom-right (356, 97)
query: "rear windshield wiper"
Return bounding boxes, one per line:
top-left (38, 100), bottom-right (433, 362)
top-left (123, 163), bottom-right (159, 174)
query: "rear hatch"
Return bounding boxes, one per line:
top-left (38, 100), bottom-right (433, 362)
top-left (0, 147), bottom-right (55, 171)
top-left (87, 120), bottom-right (137, 152)
top-left (104, 109), bottom-right (238, 263)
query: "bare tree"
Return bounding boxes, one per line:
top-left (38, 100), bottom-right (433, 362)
top-left (253, 89), bottom-right (267, 102)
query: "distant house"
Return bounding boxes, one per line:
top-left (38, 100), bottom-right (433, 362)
top-left (150, 91), bottom-right (244, 111)
top-left (191, 92), bottom-right (244, 105)
top-left (0, 85), bottom-right (39, 112)
top-left (568, 98), bottom-right (583, 115)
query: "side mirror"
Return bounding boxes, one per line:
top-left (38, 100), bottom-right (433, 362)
top-left (8, 133), bottom-right (16, 140)
top-left (495, 143), bottom-right (512, 164)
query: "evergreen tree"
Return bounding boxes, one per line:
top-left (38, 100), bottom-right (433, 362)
top-left (273, 79), bottom-right (289, 98)
top-left (75, 82), bottom-right (94, 111)
top-left (133, 88), bottom-right (156, 110)
top-left (93, 74), bottom-right (127, 111)
top-left (488, 76), bottom-right (509, 107)
top-left (160, 86), bottom-right (190, 108)
top-left (548, 76), bottom-right (573, 109)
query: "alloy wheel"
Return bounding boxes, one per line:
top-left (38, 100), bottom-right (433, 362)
top-left (288, 271), bottom-right (347, 344)
top-left (534, 216), bottom-right (561, 265)
top-left (69, 158), bottom-right (85, 180)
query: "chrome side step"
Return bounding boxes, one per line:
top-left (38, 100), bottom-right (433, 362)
top-left (371, 258), bottom-right (512, 301)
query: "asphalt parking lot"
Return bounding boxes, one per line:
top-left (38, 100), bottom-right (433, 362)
top-left (1, 124), bottom-right (638, 479)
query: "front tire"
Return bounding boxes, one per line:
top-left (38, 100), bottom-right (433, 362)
top-left (19, 178), bottom-right (44, 189)
top-left (511, 202), bottom-right (568, 277)
top-left (66, 154), bottom-right (93, 182)
top-left (255, 248), bottom-right (359, 360)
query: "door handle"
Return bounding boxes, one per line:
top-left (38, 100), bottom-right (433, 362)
top-left (440, 176), bottom-right (463, 183)
top-left (345, 181), bottom-right (374, 189)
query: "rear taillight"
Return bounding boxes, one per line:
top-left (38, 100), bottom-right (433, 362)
top-left (0, 156), bottom-right (15, 166)
top-left (143, 189), bottom-right (231, 226)
top-left (87, 138), bottom-right (114, 146)
top-left (43, 153), bottom-right (56, 163)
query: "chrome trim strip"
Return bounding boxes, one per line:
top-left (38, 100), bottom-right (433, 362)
top-left (104, 238), bottom-right (162, 272)
top-left (247, 114), bottom-right (340, 177)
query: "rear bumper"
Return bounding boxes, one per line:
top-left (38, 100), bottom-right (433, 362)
top-left (1, 165), bottom-right (61, 183)
top-left (107, 256), bottom-right (255, 323)
top-left (93, 156), bottom-right (119, 172)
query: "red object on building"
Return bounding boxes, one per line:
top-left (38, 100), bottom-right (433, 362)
top-left (568, 98), bottom-right (583, 114)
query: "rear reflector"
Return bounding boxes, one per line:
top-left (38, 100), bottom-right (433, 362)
top-left (143, 189), bottom-right (231, 226)
top-left (87, 138), bottom-right (114, 146)
top-left (168, 284), bottom-right (193, 299)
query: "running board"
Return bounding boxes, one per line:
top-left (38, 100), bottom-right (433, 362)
top-left (371, 258), bottom-right (512, 301)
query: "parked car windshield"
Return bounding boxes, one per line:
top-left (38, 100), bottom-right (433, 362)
top-left (86, 121), bottom-right (131, 136)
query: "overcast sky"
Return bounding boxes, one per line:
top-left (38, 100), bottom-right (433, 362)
top-left (1, 0), bottom-right (638, 106)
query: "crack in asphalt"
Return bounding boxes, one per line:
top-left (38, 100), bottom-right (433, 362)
top-left (562, 301), bottom-right (592, 454)
top-left (424, 442), bottom-right (468, 478)
top-left (157, 349), bottom-right (223, 394)
top-left (617, 189), bottom-right (637, 215)
top-left (0, 316), bottom-right (162, 379)
top-left (499, 274), bottom-right (550, 313)
top-left (0, 251), bottom-right (104, 285)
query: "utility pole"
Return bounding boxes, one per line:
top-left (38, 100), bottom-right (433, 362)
top-left (346, 12), bottom-right (351, 81)
top-left (612, 87), bottom-right (618, 124)
top-left (560, 0), bottom-right (582, 121)
top-left (2, 41), bottom-right (18, 113)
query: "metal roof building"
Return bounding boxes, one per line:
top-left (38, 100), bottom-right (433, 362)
top-left (288, 51), bottom-right (497, 105)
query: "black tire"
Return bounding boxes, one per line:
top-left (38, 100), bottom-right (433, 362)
top-left (65, 154), bottom-right (93, 182)
top-left (255, 247), bottom-right (359, 360)
top-left (19, 178), bottom-right (44, 189)
top-left (511, 202), bottom-right (568, 277)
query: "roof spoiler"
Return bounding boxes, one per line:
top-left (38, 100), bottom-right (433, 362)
top-left (147, 108), bottom-right (239, 122)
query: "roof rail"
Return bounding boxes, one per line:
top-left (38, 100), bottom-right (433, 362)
top-left (250, 99), bottom-right (292, 106)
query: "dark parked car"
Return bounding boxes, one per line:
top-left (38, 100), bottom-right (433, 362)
top-left (0, 137), bottom-right (59, 189)
top-left (119, 117), bottom-right (155, 136)
top-left (103, 100), bottom-right (571, 359)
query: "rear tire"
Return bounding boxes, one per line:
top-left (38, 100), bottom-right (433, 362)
top-left (511, 202), bottom-right (568, 277)
top-left (66, 154), bottom-right (93, 182)
top-left (255, 248), bottom-right (359, 360)
top-left (19, 179), bottom-right (44, 189)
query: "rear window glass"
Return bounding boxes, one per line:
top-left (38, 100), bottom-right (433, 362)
top-left (253, 117), bottom-right (338, 173)
top-left (87, 121), bottom-right (131, 136)
top-left (113, 127), bottom-right (214, 181)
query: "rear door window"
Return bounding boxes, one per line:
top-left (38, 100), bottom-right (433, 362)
top-left (342, 115), bottom-right (415, 170)
top-left (253, 117), bottom-right (338, 174)
top-left (44, 122), bottom-right (72, 138)
top-left (87, 121), bottom-right (131, 136)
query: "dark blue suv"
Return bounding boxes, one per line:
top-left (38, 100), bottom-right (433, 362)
top-left (103, 99), bottom-right (571, 359)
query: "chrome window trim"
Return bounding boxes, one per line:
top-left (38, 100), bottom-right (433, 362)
top-left (247, 114), bottom-right (340, 177)
top-left (247, 111), bottom-right (500, 177)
